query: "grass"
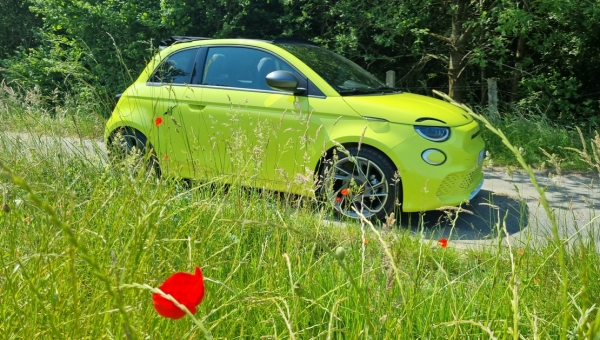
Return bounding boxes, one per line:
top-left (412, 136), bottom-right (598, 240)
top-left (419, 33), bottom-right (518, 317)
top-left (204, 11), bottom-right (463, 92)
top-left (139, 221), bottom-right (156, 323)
top-left (1, 137), bottom-right (599, 339)
top-left (1, 86), bottom-right (600, 338)
top-left (0, 81), bottom-right (106, 139)
top-left (482, 112), bottom-right (594, 172)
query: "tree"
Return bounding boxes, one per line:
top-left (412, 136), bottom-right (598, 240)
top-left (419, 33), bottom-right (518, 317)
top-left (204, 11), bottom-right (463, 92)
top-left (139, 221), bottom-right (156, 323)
top-left (0, 0), bottom-right (41, 62)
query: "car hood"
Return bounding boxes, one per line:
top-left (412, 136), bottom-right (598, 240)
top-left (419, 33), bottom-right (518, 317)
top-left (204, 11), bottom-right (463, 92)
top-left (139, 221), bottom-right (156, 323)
top-left (342, 93), bottom-right (473, 126)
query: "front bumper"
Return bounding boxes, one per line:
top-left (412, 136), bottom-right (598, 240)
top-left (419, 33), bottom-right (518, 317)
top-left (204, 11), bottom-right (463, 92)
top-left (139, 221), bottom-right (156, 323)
top-left (392, 120), bottom-right (485, 212)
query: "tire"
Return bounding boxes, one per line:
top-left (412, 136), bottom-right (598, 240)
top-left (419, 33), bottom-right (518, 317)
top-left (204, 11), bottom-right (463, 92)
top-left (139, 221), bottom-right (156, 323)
top-left (108, 128), bottom-right (160, 177)
top-left (321, 146), bottom-right (401, 221)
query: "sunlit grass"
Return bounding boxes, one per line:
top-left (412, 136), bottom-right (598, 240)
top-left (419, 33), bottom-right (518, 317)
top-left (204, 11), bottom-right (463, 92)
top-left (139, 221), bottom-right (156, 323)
top-left (482, 113), bottom-right (592, 172)
top-left (0, 81), bottom-right (106, 139)
top-left (1, 98), bottom-right (600, 338)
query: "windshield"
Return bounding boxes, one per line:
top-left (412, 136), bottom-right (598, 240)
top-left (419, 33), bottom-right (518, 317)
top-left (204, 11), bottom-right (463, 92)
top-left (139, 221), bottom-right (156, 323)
top-left (276, 43), bottom-right (391, 95)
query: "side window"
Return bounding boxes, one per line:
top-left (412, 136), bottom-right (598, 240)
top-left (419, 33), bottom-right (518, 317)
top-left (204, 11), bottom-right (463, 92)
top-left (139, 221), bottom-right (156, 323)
top-left (202, 47), bottom-right (300, 91)
top-left (151, 48), bottom-right (199, 84)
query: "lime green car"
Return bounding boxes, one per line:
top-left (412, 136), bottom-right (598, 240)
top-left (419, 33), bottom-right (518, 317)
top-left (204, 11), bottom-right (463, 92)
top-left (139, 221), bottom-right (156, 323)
top-left (105, 37), bottom-right (485, 220)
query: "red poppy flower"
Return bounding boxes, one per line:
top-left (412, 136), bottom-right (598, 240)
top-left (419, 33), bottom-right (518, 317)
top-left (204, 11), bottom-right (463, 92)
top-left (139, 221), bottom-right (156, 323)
top-left (152, 267), bottom-right (205, 319)
top-left (164, 154), bottom-right (169, 159)
top-left (438, 238), bottom-right (448, 248)
top-left (335, 197), bottom-right (341, 203)
top-left (155, 117), bottom-right (163, 127)
top-left (340, 189), bottom-right (349, 196)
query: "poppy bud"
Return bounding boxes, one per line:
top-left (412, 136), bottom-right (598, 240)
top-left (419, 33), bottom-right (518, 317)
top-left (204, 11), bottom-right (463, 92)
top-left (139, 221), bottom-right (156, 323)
top-left (2, 203), bottom-right (9, 213)
top-left (334, 246), bottom-right (346, 261)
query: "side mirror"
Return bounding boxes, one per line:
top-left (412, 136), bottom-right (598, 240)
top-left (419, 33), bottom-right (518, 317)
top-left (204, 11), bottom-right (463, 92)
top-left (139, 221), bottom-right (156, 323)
top-left (266, 71), bottom-right (306, 94)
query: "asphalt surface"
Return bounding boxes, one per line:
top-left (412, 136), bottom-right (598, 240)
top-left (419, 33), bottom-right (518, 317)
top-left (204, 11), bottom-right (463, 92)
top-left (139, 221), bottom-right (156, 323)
top-left (409, 167), bottom-right (599, 248)
top-left (3, 132), bottom-right (599, 248)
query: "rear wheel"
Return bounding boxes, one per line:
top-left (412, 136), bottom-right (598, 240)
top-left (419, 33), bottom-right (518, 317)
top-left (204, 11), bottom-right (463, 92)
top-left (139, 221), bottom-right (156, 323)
top-left (108, 128), bottom-right (160, 177)
top-left (321, 146), bottom-right (401, 221)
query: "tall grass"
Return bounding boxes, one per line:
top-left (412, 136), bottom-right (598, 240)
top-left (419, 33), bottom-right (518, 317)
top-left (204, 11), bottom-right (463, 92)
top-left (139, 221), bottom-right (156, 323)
top-left (0, 81), bottom-right (106, 139)
top-left (482, 112), bottom-right (592, 172)
top-left (1, 90), bottom-right (600, 338)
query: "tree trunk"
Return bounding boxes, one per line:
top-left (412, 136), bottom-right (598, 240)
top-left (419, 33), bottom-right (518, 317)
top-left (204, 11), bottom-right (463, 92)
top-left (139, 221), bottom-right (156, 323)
top-left (429, 0), bottom-right (486, 102)
top-left (511, 35), bottom-right (526, 102)
top-left (480, 64), bottom-right (487, 105)
top-left (449, 49), bottom-right (468, 103)
top-left (447, 0), bottom-right (473, 103)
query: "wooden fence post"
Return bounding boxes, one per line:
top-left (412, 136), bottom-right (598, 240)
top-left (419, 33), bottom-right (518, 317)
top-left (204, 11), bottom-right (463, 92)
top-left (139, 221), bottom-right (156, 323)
top-left (386, 70), bottom-right (396, 88)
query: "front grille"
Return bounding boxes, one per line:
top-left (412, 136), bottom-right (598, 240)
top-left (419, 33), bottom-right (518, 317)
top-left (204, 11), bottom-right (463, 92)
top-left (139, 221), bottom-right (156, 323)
top-left (436, 168), bottom-right (480, 198)
top-left (459, 169), bottom-right (475, 189)
top-left (436, 174), bottom-right (459, 196)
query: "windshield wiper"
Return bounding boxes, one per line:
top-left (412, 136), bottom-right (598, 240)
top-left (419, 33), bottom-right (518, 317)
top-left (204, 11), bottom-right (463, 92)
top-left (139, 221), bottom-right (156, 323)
top-left (338, 86), bottom-right (400, 96)
top-left (338, 88), bottom-right (374, 95)
top-left (375, 85), bottom-right (401, 93)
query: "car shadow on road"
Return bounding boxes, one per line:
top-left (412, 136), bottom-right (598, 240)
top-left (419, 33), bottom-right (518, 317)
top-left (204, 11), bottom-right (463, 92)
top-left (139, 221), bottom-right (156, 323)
top-left (396, 189), bottom-right (529, 241)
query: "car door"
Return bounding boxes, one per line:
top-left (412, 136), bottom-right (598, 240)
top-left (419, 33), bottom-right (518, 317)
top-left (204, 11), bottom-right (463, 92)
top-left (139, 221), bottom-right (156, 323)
top-left (147, 47), bottom-right (206, 178)
top-left (198, 46), bottom-right (319, 189)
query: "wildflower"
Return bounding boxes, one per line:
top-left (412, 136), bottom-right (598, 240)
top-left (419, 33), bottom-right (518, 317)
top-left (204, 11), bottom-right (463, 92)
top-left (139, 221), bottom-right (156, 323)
top-left (164, 154), bottom-right (169, 159)
top-left (24, 217), bottom-right (32, 224)
top-left (341, 188), bottom-right (350, 196)
top-left (152, 267), bottom-right (205, 319)
top-left (334, 246), bottom-right (346, 261)
top-left (364, 238), bottom-right (369, 244)
top-left (155, 117), bottom-right (163, 127)
top-left (438, 238), bottom-right (448, 248)
top-left (335, 197), bottom-right (341, 203)
top-left (517, 249), bottom-right (525, 255)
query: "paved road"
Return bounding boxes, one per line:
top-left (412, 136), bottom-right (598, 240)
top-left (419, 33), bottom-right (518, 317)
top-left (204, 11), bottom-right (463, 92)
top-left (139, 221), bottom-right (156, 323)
top-left (3, 132), bottom-right (599, 247)
top-left (405, 167), bottom-right (599, 249)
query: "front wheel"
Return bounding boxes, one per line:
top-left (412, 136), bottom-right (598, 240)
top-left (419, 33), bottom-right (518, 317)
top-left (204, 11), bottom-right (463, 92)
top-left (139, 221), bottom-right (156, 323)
top-left (321, 146), bottom-right (401, 221)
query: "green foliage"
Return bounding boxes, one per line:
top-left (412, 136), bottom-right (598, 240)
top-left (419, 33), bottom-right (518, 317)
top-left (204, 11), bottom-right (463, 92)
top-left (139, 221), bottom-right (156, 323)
top-left (0, 80), bottom-right (105, 138)
top-left (3, 32), bottom-right (98, 95)
top-left (1, 0), bottom-right (600, 129)
top-left (493, 0), bottom-right (600, 127)
top-left (0, 0), bottom-right (41, 60)
top-left (481, 113), bottom-right (591, 171)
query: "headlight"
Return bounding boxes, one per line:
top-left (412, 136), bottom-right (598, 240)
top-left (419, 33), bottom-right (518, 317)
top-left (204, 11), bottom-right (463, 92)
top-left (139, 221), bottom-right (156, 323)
top-left (414, 126), bottom-right (450, 142)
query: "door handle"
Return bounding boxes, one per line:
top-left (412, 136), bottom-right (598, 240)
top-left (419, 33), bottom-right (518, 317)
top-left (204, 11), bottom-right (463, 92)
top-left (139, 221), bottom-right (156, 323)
top-left (189, 104), bottom-right (206, 111)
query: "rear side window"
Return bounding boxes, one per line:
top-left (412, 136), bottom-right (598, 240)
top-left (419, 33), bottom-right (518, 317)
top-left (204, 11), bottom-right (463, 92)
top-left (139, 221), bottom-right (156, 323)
top-left (202, 47), bottom-right (300, 91)
top-left (150, 48), bottom-right (199, 84)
